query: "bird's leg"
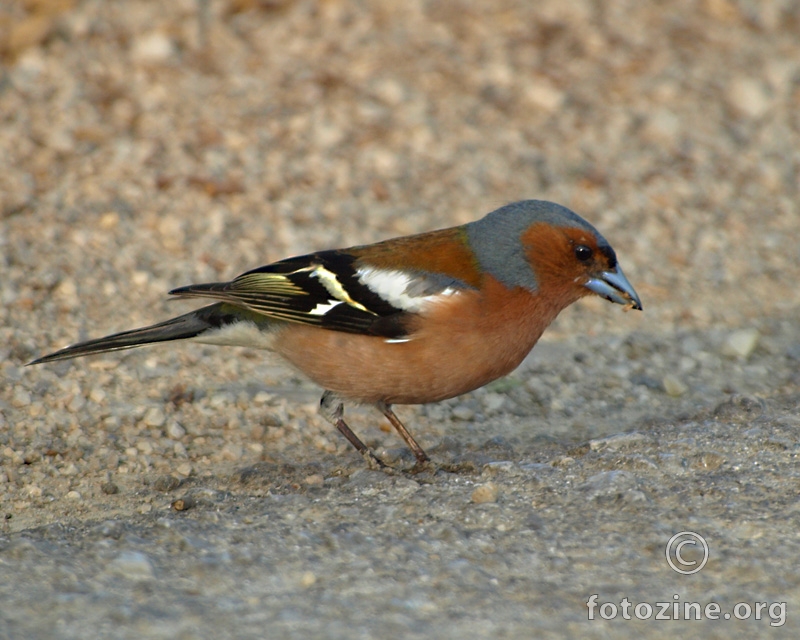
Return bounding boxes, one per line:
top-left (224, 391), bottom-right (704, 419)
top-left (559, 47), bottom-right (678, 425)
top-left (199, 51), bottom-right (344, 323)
top-left (319, 391), bottom-right (385, 469)
top-left (377, 402), bottom-right (430, 466)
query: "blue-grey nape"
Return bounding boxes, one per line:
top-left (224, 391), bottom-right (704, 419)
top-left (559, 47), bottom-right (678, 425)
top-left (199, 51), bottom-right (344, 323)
top-left (465, 200), bottom-right (610, 291)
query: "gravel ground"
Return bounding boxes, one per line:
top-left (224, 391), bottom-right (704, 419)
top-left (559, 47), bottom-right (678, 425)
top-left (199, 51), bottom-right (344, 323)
top-left (1, 0), bottom-right (799, 638)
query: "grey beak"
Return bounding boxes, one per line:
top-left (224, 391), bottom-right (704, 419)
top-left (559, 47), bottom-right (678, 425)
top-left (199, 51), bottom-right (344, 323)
top-left (584, 265), bottom-right (642, 310)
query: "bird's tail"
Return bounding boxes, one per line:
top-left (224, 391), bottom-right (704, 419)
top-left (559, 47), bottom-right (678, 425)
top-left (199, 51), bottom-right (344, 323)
top-left (28, 303), bottom-right (238, 365)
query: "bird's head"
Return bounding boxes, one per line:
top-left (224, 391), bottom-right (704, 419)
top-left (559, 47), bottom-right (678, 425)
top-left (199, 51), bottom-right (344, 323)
top-left (467, 200), bottom-right (642, 311)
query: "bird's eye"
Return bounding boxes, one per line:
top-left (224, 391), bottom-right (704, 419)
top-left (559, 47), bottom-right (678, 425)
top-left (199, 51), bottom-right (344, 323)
top-left (574, 245), bottom-right (593, 262)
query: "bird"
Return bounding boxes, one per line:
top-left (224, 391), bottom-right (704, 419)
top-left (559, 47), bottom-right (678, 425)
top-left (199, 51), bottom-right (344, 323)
top-left (29, 199), bottom-right (642, 468)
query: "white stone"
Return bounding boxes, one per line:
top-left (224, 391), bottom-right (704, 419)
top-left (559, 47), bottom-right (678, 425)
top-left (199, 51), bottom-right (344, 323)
top-left (723, 328), bottom-right (760, 358)
top-left (524, 80), bottom-right (565, 113)
top-left (131, 32), bottom-right (175, 63)
top-left (662, 374), bottom-right (688, 397)
top-left (727, 78), bottom-right (771, 118)
top-left (110, 551), bottom-right (155, 580)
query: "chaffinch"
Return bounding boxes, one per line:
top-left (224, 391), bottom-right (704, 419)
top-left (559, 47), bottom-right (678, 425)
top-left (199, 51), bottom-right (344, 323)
top-left (31, 200), bottom-right (641, 468)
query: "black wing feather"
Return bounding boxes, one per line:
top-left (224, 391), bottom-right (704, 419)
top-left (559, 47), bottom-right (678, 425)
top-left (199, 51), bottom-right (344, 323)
top-left (170, 251), bottom-right (411, 338)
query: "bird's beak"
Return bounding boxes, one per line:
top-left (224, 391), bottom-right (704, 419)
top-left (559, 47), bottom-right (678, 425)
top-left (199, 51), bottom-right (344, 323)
top-left (583, 265), bottom-right (642, 310)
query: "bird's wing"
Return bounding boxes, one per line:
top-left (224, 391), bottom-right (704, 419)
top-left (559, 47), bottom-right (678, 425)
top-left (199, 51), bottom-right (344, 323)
top-left (170, 250), bottom-right (471, 339)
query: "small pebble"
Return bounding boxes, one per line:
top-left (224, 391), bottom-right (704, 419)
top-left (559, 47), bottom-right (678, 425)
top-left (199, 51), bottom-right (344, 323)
top-left (131, 32), bottom-right (175, 64)
top-left (109, 551), bottom-right (155, 580)
top-left (727, 78), bottom-right (771, 118)
top-left (65, 490), bottom-right (81, 500)
top-left (12, 389), bottom-right (31, 408)
top-left (172, 495), bottom-right (196, 511)
top-left (143, 407), bottom-right (166, 428)
top-left (642, 108), bottom-right (680, 144)
top-left (471, 483), bottom-right (499, 504)
top-left (136, 441), bottom-right (154, 455)
top-left (524, 80), bottom-right (565, 113)
top-left (452, 406), bottom-right (475, 421)
top-left (300, 571), bottom-right (317, 587)
top-left (589, 432), bottom-right (652, 451)
top-left (662, 374), bottom-right (688, 397)
top-left (60, 463), bottom-right (79, 476)
top-left (99, 211), bottom-right (119, 229)
top-left (722, 328), bottom-right (760, 358)
top-left (481, 393), bottom-right (506, 413)
top-left (304, 474), bottom-right (324, 486)
top-left (551, 456), bottom-right (575, 468)
top-left (210, 393), bottom-right (234, 408)
top-left (220, 444), bottom-right (243, 461)
top-left (55, 278), bottom-right (77, 300)
top-left (153, 475), bottom-right (181, 492)
top-left (101, 482), bottom-right (119, 495)
top-left (176, 463), bottom-right (193, 477)
top-left (166, 420), bottom-right (186, 439)
top-left (67, 394), bottom-right (85, 413)
top-left (691, 452), bottom-right (725, 471)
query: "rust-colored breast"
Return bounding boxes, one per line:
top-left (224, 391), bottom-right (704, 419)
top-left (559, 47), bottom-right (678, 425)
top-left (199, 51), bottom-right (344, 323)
top-left (273, 273), bottom-right (574, 405)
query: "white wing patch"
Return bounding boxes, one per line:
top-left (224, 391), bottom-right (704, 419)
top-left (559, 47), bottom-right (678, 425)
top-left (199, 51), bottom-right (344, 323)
top-left (357, 267), bottom-right (458, 313)
top-left (308, 300), bottom-right (344, 316)
top-left (309, 264), bottom-right (371, 313)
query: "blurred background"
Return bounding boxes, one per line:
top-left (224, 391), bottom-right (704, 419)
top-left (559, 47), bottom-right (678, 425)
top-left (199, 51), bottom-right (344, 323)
top-left (3, 0), bottom-right (798, 349)
top-left (3, 0), bottom-right (800, 504)
top-left (2, 2), bottom-right (800, 638)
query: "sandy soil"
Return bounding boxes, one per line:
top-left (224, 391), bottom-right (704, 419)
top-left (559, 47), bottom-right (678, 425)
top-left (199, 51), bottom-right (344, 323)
top-left (1, 0), bottom-right (799, 638)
